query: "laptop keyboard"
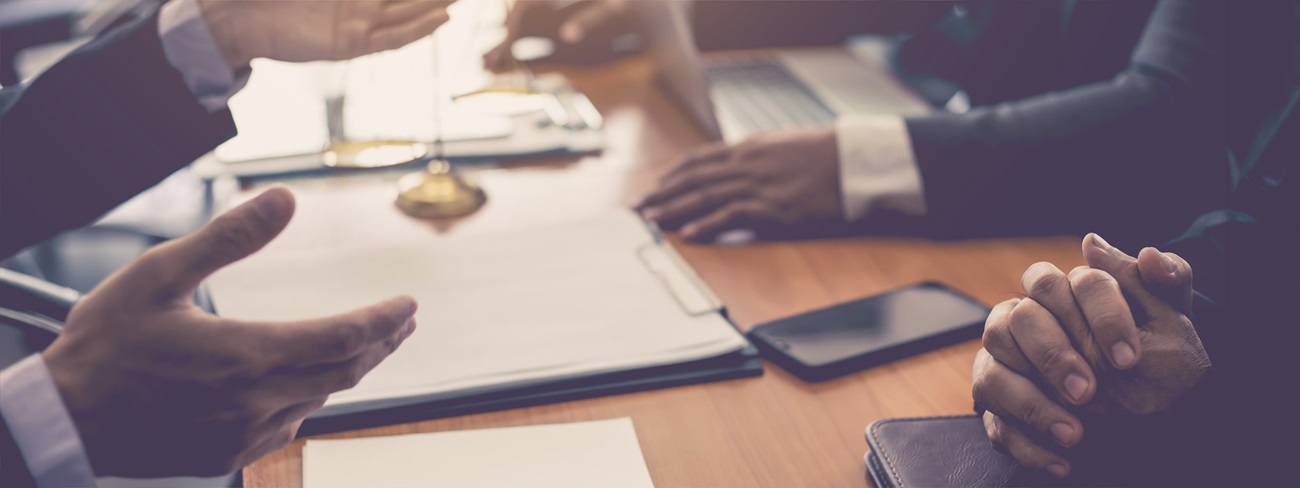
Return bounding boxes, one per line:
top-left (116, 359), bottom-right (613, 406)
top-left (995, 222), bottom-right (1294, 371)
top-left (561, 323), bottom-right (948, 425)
top-left (703, 56), bottom-right (837, 136)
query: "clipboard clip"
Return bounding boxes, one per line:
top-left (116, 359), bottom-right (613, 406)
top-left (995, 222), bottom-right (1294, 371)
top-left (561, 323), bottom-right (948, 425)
top-left (636, 242), bottom-right (724, 318)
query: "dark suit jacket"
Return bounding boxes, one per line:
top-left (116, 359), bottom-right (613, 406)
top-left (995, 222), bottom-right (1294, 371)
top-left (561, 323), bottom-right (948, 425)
top-left (900, 1), bottom-right (1293, 251)
top-left (889, 2), bottom-right (1299, 482)
top-left (1072, 99), bottom-right (1299, 487)
top-left (0, 2), bottom-right (236, 259)
top-left (0, 4), bottom-right (236, 484)
top-left (691, 1), bottom-right (1255, 251)
top-left (1036, 4), bottom-right (1299, 482)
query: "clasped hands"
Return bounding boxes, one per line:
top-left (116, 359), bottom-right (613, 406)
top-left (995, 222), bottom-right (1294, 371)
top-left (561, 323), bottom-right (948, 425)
top-left (973, 233), bottom-right (1211, 478)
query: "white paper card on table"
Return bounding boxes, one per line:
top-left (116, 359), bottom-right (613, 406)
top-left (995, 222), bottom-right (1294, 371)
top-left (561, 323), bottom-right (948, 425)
top-left (303, 418), bottom-right (655, 488)
top-left (206, 210), bottom-right (746, 417)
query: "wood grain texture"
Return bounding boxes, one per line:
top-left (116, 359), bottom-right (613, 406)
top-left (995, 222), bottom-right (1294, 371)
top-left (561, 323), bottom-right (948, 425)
top-left (242, 56), bottom-right (1085, 488)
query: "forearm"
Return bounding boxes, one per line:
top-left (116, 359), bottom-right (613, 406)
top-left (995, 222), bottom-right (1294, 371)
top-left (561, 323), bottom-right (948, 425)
top-left (0, 4), bottom-right (235, 258)
top-left (0, 355), bottom-right (96, 487)
top-left (908, 70), bottom-right (1225, 243)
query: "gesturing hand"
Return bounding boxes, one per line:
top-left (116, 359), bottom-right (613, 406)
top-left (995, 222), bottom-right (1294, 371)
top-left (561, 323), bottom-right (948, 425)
top-left (972, 233), bottom-right (1211, 477)
top-left (42, 187), bottom-right (419, 477)
top-left (638, 128), bottom-right (843, 242)
top-left (199, 0), bottom-right (456, 70)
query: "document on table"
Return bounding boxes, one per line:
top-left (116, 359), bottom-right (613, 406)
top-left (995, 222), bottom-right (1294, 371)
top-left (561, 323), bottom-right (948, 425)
top-left (303, 418), bottom-right (655, 488)
top-left (206, 210), bottom-right (747, 417)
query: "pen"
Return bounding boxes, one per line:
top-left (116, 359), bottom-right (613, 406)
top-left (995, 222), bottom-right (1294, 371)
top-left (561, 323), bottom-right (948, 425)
top-left (0, 269), bottom-right (79, 335)
top-left (0, 307), bottom-right (64, 336)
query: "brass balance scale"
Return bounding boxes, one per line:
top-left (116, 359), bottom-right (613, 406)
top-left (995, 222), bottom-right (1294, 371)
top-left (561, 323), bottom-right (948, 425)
top-left (324, 20), bottom-right (550, 219)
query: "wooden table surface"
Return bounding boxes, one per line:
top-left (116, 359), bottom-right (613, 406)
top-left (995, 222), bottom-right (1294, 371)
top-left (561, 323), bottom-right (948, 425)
top-left (242, 57), bottom-right (1085, 488)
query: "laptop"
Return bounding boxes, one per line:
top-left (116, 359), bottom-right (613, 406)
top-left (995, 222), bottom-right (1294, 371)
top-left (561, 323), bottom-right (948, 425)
top-left (634, 1), bottom-right (932, 143)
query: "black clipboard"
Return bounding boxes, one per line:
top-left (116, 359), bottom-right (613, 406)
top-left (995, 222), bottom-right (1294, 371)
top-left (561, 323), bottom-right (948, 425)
top-left (298, 218), bottom-right (762, 436)
top-left (300, 319), bottom-right (762, 436)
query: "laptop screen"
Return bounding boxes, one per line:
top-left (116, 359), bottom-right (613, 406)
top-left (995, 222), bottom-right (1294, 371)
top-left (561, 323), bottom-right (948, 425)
top-left (632, 1), bottom-right (724, 141)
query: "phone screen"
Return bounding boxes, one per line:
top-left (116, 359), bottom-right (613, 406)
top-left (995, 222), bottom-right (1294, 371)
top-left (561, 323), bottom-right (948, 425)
top-left (748, 283), bottom-right (990, 376)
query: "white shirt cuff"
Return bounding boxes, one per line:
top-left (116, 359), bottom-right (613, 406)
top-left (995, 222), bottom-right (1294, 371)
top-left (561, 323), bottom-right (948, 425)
top-left (158, 0), bottom-right (242, 112)
top-left (0, 355), bottom-right (97, 488)
top-left (835, 113), bottom-right (927, 221)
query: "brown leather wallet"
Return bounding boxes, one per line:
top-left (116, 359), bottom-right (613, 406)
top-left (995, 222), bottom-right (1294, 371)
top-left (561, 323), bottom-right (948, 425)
top-left (864, 415), bottom-right (1071, 488)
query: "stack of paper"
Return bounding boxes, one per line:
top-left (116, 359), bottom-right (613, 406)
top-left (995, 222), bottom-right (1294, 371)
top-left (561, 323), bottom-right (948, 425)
top-left (303, 418), bottom-right (655, 488)
top-left (207, 210), bottom-right (748, 417)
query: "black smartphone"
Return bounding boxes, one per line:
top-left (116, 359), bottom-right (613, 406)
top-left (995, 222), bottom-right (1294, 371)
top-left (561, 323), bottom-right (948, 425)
top-left (746, 282), bottom-right (990, 382)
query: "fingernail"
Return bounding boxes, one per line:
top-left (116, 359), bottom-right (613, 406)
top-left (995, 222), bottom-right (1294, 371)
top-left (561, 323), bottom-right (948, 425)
top-left (643, 208), bottom-right (662, 220)
top-left (1047, 463), bottom-right (1069, 478)
top-left (253, 188), bottom-right (292, 221)
top-left (404, 319), bottom-right (417, 337)
top-left (1051, 422), bottom-right (1076, 446)
top-left (1064, 374), bottom-right (1089, 402)
top-left (1111, 342), bottom-right (1136, 368)
top-left (1160, 252), bottom-right (1177, 274)
top-left (1090, 233), bottom-right (1113, 253)
top-left (681, 224), bottom-right (698, 236)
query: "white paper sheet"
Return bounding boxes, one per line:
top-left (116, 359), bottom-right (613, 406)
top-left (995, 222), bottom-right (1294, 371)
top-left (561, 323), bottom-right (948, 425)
top-left (303, 418), bottom-right (655, 488)
top-left (206, 210), bottom-right (746, 416)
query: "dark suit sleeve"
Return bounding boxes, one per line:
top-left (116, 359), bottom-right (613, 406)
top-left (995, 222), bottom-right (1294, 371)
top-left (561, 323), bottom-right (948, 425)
top-left (0, 4), bottom-right (237, 258)
top-left (901, 0), bottom-right (1228, 249)
top-left (0, 411), bottom-right (36, 488)
top-left (691, 1), bottom-right (953, 51)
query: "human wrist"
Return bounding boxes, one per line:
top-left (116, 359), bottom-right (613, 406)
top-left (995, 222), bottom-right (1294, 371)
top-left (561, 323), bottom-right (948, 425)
top-left (0, 355), bottom-right (98, 485)
top-left (39, 346), bottom-right (108, 470)
top-left (834, 114), bottom-right (925, 221)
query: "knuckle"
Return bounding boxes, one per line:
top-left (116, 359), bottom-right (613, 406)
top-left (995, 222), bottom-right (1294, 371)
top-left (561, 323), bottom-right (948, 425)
top-left (1088, 310), bottom-right (1128, 334)
top-left (971, 375), bottom-right (989, 405)
top-left (985, 416), bottom-right (1011, 454)
top-left (1025, 264), bottom-right (1066, 298)
top-left (1035, 346), bottom-right (1078, 376)
top-left (1069, 269), bottom-right (1116, 297)
top-left (982, 320), bottom-right (1012, 349)
top-left (1017, 399), bottom-right (1048, 427)
top-left (971, 368), bottom-right (1002, 404)
top-left (971, 379), bottom-right (986, 406)
top-left (1006, 299), bottom-right (1042, 328)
